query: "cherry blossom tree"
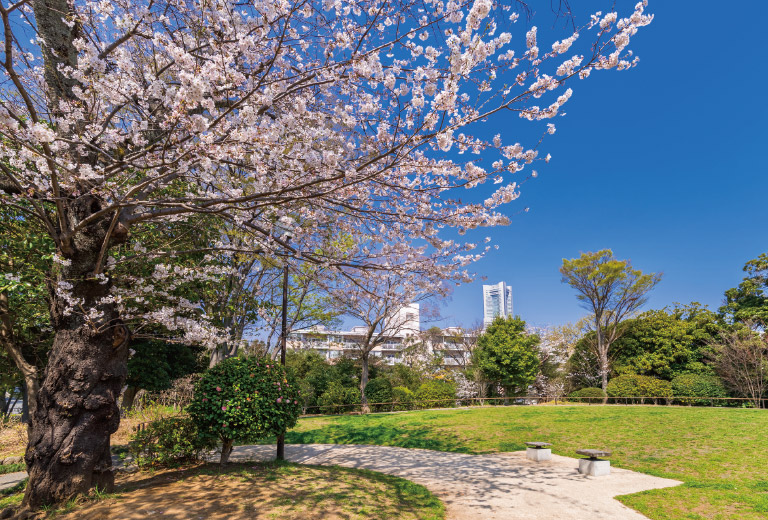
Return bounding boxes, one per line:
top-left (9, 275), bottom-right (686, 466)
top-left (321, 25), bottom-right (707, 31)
top-left (0, 0), bottom-right (653, 510)
top-left (328, 269), bottom-right (441, 413)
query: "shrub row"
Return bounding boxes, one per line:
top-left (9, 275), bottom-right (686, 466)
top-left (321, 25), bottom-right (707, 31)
top-left (568, 374), bottom-right (731, 406)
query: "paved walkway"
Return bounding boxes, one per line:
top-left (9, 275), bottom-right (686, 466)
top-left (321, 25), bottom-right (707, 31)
top-left (230, 444), bottom-right (682, 520)
top-left (0, 471), bottom-right (26, 492)
top-left (2, 445), bottom-right (682, 519)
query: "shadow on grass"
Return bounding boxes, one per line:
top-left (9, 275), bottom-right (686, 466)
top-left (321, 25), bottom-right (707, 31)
top-left (54, 461), bottom-right (445, 520)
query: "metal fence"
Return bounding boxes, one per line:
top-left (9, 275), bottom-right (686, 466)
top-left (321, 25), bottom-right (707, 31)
top-left (299, 394), bottom-right (767, 416)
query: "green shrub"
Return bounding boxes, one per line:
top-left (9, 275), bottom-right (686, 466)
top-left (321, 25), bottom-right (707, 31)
top-left (606, 374), bottom-right (672, 404)
top-left (127, 416), bottom-right (213, 468)
top-left (365, 378), bottom-right (393, 412)
top-left (671, 374), bottom-right (728, 406)
top-left (391, 386), bottom-right (415, 411)
top-left (567, 387), bottom-right (606, 402)
top-left (188, 357), bottom-right (302, 463)
top-left (319, 381), bottom-right (360, 414)
top-left (636, 376), bottom-right (673, 404)
top-left (415, 380), bottom-right (456, 408)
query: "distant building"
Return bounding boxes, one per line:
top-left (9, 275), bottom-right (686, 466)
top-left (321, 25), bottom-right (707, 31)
top-left (483, 281), bottom-right (513, 327)
top-left (288, 304), bottom-right (421, 365)
top-left (288, 304), bottom-right (474, 367)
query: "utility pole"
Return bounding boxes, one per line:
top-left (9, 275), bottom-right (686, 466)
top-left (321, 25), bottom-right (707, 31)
top-left (276, 236), bottom-right (290, 461)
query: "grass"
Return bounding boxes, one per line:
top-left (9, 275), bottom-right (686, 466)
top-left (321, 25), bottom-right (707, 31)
top-left (0, 462), bottom-right (24, 475)
top-left (49, 461), bottom-right (444, 519)
top-left (0, 478), bottom-right (26, 511)
top-left (281, 405), bottom-right (768, 520)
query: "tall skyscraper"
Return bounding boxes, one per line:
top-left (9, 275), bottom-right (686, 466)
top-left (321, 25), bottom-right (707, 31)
top-left (483, 282), bottom-right (513, 327)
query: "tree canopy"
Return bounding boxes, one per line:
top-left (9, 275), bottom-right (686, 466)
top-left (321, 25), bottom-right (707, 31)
top-left (720, 253), bottom-right (768, 326)
top-left (560, 249), bottom-right (661, 390)
top-left (475, 316), bottom-right (540, 395)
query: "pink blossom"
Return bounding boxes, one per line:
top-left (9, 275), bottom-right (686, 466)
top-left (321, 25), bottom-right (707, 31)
top-left (216, 387), bottom-right (222, 392)
top-left (222, 406), bottom-right (227, 411)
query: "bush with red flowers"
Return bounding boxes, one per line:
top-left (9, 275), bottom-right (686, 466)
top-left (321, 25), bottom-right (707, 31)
top-left (188, 356), bottom-right (302, 463)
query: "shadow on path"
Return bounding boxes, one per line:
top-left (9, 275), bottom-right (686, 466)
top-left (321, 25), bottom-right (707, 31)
top-left (230, 444), bottom-right (682, 520)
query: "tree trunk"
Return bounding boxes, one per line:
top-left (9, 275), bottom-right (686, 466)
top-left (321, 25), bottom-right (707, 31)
top-left (220, 438), bottom-right (234, 464)
top-left (595, 321), bottom-right (609, 404)
top-left (22, 204), bottom-right (130, 509)
top-left (120, 386), bottom-right (138, 414)
top-left (360, 352), bottom-right (370, 414)
top-left (20, 384), bottom-right (28, 424)
top-left (209, 347), bottom-right (224, 368)
top-left (23, 296), bottom-right (129, 507)
top-left (1, 288), bottom-right (40, 434)
top-left (479, 381), bottom-right (488, 406)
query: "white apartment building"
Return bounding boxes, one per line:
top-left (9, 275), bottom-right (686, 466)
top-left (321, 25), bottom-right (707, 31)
top-left (288, 304), bottom-right (474, 367)
top-left (483, 281), bottom-right (513, 328)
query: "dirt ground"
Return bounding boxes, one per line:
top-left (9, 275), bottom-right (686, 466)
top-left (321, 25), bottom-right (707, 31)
top-left (0, 422), bottom-right (25, 460)
top-left (0, 407), bottom-right (178, 460)
top-left (54, 462), bottom-right (442, 520)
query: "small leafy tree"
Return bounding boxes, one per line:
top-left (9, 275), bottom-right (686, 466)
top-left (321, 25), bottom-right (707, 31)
top-left (188, 357), bottom-right (302, 463)
top-left (475, 316), bottom-right (540, 399)
top-left (561, 250), bottom-right (662, 392)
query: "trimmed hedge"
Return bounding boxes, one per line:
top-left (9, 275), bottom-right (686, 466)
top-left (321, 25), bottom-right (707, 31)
top-left (567, 387), bottom-right (606, 402)
top-left (671, 374), bottom-right (728, 406)
top-left (606, 374), bottom-right (672, 404)
top-left (415, 380), bottom-right (456, 408)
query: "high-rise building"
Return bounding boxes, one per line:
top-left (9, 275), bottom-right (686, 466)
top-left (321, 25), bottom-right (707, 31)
top-left (483, 282), bottom-right (513, 327)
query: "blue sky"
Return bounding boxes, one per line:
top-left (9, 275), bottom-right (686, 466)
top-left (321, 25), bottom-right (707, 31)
top-left (437, 1), bottom-right (768, 329)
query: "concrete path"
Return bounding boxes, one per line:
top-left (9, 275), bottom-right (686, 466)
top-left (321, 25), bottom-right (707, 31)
top-left (0, 471), bottom-right (26, 492)
top-left (1, 445), bottom-right (682, 519)
top-left (230, 444), bottom-right (682, 520)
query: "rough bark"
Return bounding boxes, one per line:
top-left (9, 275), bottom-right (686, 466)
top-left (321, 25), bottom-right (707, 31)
top-left (13, 0), bottom-right (133, 511)
top-left (22, 197), bottom-right (129, 509)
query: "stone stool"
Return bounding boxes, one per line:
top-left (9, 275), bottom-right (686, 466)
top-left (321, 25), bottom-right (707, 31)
top-left (576, 449), bottom-right (612, 476)
top-left (525, 442), bottom-right (552, 461)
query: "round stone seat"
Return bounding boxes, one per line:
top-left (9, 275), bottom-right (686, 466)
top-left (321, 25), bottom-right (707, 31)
top-left (525, 442), bottom-right (553, 449)
top-left (576, 449), bottom-right (611, 459)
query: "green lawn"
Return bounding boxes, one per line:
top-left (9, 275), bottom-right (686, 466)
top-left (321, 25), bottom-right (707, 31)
top-left (283, 405), bottom-right (768, 520)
